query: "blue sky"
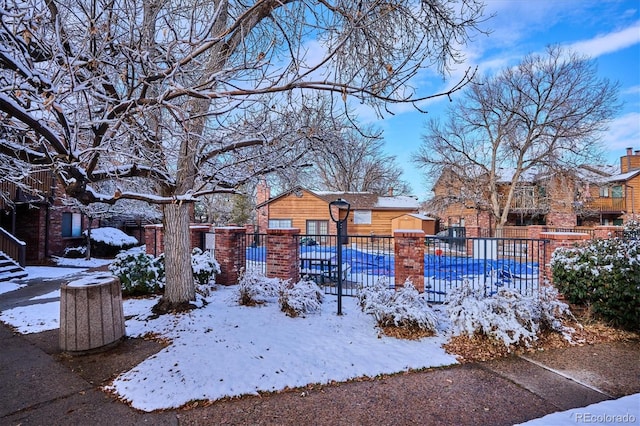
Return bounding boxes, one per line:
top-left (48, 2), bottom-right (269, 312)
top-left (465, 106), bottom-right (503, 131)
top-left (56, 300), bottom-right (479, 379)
top-left (364, 0), bottom-right (640, 200)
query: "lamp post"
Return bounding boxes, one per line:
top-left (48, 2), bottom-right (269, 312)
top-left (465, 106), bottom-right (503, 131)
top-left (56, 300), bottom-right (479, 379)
top-left (329, 198), bottom-right (351, 315)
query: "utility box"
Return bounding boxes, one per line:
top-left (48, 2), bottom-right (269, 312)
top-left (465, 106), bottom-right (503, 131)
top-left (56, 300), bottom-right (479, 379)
top-left (473, 238), bottom-right (498, 260)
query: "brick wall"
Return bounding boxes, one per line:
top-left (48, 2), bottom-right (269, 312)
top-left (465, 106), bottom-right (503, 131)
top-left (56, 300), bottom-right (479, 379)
top-left (393, 230), bottom-right (425, 292)
top-left (145, 224), bottom-right (165, 256)
top-left (144, 224), bottom-right (213, 257)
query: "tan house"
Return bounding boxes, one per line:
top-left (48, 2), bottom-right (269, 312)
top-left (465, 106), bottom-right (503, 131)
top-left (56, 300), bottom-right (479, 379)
top-left (429, 147), bottom-right (640, 230)
top-left (256, 186), bottom-right (434, 237)
top-left (577, 148), bottom-right (640, 225)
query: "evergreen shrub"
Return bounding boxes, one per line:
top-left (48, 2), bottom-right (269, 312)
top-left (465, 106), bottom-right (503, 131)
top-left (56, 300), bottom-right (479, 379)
top-left (551, 232), bottom-right (640, 331)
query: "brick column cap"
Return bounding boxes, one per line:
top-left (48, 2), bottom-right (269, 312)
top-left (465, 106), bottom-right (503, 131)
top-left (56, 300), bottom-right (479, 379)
top-left (267, 228), bottom-right (300, 235)
top-left (214, 226), bottom-right (246, 233)
top-left (189, 224), bottom-right (212, 230)
top-left (393, 229), bottom-right (425, 237)
top-left (540, 232), bottom-right (590, 240)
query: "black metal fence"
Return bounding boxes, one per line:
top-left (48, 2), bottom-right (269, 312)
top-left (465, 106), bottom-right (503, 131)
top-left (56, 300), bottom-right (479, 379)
top-left (237, 231), bottom-right (547, 303)
top-left (424, 235), bottom-right (547, 303)
top-left (243, 232), bottom-right (267, 275)
top-left (296, 234), bottom-right (394, 296)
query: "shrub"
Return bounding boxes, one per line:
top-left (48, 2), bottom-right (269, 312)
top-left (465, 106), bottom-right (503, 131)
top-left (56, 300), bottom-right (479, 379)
top-left (551, 236), bottom-right (640, 331)
top-left (191, 248), bottom-right (220, 286)
top-left (279, 279), bottom-right (324, 317)
top-left (109, 251), bottom-right (165, 296)
top-left (237, 269), bottom-right (282, 306)
top-left (358, 278), bottom-right (438, 333)
top-left (87, 227), bottom-right (138, 257)
top-left (63, 246), bottom-right (86, 258)
top-left (446, 284), bottom-right (574, 348)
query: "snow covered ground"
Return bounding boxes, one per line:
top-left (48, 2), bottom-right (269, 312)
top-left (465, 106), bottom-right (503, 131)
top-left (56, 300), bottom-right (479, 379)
top-left (515, 393), bottom-right (639, 425)
top-left (0, 253), bottom-right (637, 419)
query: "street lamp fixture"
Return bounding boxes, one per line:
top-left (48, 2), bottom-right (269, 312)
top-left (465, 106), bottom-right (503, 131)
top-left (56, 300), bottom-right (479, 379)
top-left (328, 198), bottom-right (350, 315)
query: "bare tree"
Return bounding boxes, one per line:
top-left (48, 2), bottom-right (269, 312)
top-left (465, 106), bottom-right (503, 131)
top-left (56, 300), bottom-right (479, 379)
top-left (414, 46), bottom-right (620, 228)
top-left (0, 0), bottom-right (485, 312)
top-left (305, 127), bottom-right (411, 195)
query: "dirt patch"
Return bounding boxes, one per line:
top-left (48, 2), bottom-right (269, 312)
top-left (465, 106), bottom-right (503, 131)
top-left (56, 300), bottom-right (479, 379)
top-left (25, 329), bottom-right (167, 386)
top-left (55, 336), bottom-right (168, 386)
top-left (442, 318), bottom-right (639, 364)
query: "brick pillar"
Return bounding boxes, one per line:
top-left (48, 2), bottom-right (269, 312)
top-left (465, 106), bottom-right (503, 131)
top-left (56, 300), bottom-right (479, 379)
top-left (527, 225), bottom-right (545, 240)
top-left (593, 226), bottom-right (621, 239)
top-left (144, 224), bottom-right (164, 256)
top-left (540, 232), bottom-right (590, 287)
top-left (266, 228), bottom-right (300, 282)
top-left (214, 227), bottom-right (246, 285)
top-left (189, 224), bottom-right (212, 251)
top-left (465, 226), bottom-right (480, 257)
top-left (394, 230), bottom-right (425, 292)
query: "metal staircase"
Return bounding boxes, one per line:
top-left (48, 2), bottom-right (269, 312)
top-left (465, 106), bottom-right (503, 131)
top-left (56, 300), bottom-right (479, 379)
top-left (0, 251), bottom-right (27, 282)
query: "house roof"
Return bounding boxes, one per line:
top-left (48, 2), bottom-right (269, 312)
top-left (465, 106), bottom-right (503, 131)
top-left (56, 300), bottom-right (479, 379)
top-left (399, 213), bottom-right (437, 221)
top-left (257, 187), bottom-right (420, 211)
top-left (603, 169), bottom-right (640, 183)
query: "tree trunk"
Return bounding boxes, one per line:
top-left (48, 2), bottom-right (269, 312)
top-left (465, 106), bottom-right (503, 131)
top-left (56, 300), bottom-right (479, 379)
top-left (154, 202), bottom-right (195, 313)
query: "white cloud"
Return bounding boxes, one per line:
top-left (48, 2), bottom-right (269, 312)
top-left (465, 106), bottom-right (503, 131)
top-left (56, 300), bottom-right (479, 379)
top-left (600, 112), bottom-right (640, 159)
top-left (567, 21), bottom-right (640, 58)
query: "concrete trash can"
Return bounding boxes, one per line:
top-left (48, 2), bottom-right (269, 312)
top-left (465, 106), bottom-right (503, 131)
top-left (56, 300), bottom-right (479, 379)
top-left (59, 273), bottom-right (126, 353)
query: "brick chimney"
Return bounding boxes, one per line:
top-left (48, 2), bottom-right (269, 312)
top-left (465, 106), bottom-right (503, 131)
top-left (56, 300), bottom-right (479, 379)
top-left (256, 179), bottom-right (270, 232)
top-left (621, 147), bottom-right (640, 173)
top-left (256, 179), bottom-right (270, 205)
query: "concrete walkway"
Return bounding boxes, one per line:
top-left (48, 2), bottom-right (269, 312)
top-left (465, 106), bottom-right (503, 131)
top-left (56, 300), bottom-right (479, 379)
top-left (1, 277), bottom-right (638, 425)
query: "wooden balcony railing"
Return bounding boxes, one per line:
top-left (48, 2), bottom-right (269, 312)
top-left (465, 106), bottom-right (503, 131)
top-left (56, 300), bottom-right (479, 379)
top-left (584, 197), bottom-right (626, 213)
top-left (0, 170), bottom-right (55, 210)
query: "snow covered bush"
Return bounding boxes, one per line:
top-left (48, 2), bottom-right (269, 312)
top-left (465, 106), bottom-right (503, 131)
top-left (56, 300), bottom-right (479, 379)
top-left (109, 251), bottom-right (165, 296)
top-left (358, 278), bottom-right (439, 334)
top-left (237, 269), bottom-right (282, 306)
top-left (551, 235), bottom-right (640, 330)
top-left (446, 284), bottom-right (574, 348)
top-left (191, 248), bottom-right (220, 286)
top-left (87, 227), bottom-right (139, 257)
top-left (63, 246), bottom-right (86, 258)
top-left (110, 248), bottom-right (221, 297)
top-left (279, 279), bottom-right (324, 317)
top-left (623, 219), bottom-right (640, 239)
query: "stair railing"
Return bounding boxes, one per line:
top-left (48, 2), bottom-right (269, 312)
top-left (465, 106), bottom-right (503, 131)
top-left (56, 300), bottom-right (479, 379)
top-left (0, 227), bottom-right (26, 267)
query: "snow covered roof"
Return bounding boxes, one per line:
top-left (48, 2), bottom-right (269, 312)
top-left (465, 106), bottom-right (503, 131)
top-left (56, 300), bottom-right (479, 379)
top-left (405, 213), bottom-right (437, 221)
top-left (603, 169), bottom-right (640, 183)
top-left (257, 187), bottom-right (420, 211)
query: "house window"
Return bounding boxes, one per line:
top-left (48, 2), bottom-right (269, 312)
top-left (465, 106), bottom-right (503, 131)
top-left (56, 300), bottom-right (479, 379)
top-left (353, 210), bottom-right (372, 225)
top-left (306, 220), bottom-right (329, 235)
top-left (268, 219), bottom-right (292, 229)
top-left (611, 185), bottom-right (623, 198)
top-left (599, 187), bottom-right (609, 197)
top-left (62, 212), bottom-right (82, 238)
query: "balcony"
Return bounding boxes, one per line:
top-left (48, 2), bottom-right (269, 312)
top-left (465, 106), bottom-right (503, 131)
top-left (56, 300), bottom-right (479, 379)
top-left (509, 190), bottom-right (549, 213)
top-left (583, 197), bottom-right (626, 213)
top-left (0, 171), bottom-right (55, 210)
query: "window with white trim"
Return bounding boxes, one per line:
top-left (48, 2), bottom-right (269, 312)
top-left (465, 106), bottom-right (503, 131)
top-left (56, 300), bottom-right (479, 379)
top-left (268, 219), bottom-right (292, 229)
top-left (306, 220), bottom-right (329, 235)
top-left (62, 212), bottom-right (82, 237)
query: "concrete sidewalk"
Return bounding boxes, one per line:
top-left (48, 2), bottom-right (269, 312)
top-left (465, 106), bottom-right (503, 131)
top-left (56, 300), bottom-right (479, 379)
top-left (1, 277), bottom-right (638, 425)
